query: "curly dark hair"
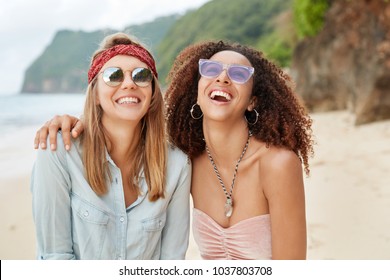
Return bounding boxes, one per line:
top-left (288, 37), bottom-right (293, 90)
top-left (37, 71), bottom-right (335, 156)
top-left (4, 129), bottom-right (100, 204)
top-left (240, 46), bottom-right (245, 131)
top-left (165, 40), bottom-right (314, 175)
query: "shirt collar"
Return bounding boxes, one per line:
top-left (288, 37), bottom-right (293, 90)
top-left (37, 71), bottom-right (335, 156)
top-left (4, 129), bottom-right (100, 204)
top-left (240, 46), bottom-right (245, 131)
top-left (105, 148), bottom-right (145, 179)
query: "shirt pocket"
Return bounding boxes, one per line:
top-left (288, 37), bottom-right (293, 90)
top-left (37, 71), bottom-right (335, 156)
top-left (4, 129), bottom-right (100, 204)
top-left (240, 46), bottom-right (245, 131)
top-left (71, 193), bottom-right (110, 259)
top-left (138, 212), bottom-right (166, 258)
top-left (142, 213), bottom-right (166, 232)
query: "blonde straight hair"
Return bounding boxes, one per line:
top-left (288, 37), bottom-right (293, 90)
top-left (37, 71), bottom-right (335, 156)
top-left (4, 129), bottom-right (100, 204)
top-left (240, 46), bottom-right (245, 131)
top-left (81, 33), bottom-right (167, 201)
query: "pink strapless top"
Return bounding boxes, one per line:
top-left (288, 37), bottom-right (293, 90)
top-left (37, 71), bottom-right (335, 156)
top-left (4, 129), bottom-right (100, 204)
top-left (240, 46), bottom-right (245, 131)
top-left (192, 208), bottom-right (272, 260)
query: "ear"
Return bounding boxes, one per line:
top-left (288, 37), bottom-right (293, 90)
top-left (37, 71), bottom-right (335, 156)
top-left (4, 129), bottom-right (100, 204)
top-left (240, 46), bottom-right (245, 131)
top-left (247, 96), bottom-right (257, 111)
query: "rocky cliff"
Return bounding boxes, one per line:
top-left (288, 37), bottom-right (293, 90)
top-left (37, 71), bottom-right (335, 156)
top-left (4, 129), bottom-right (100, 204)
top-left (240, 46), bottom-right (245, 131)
top-left (21, 15), bottom-right (178, 94)
top-left (292, 0), bottom-right (390, 124)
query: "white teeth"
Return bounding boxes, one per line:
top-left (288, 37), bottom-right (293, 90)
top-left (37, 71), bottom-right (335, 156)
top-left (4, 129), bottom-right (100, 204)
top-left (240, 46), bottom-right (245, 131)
top-left (117, 97), bottom-right (139, 104)
top-left (210, 91), bottom-right (232, 101)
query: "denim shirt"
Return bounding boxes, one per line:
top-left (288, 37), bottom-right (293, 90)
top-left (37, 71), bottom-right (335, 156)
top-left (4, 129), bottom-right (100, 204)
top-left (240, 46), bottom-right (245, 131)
top-left (31, 133), bottom-right (191, 260)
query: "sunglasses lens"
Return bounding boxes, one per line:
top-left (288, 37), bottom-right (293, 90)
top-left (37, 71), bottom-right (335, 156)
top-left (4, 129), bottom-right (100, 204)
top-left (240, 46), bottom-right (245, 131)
top-left (199, 59), bottom-right (254, 84)
top-left (199, 60), bottom-right (223, 78)
top-left (102, 67), bottom-right (123, 87)
top-left (228, 66), bottom-right (253, 84)
top-left (102, 67), bottom-right (153, 87)
top-left (132, 68), bottom-right (153, 87)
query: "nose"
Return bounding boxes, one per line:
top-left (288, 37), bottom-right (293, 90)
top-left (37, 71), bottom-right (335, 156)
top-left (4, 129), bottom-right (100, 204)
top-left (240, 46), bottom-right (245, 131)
top-left (216, 68), bottom-right (231, 84)
top-left (121, 71), bottom-right (137, 89)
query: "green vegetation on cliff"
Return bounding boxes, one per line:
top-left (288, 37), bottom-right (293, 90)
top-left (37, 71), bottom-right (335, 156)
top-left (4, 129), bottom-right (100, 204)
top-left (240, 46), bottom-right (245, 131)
top-left (157, 0), bottom-right (292, 82)
top-left (22, 30), bottom-right (110, 93)
top-left (293, 0), bottom-right (329, 39)
top-left (22, 0), bottom-right (295, 93)
top-left (22, 15), bottom-right (178, 93)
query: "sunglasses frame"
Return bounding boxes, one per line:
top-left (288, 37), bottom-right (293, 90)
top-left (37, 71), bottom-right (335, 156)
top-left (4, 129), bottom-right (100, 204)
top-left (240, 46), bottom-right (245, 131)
top-left (198, 59), bottom-right (254, 84)
top-left (100, 66), bottom-right (153, 88)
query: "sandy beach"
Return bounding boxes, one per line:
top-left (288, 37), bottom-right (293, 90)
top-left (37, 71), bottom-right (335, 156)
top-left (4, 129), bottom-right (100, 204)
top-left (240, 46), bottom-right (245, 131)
top-left (1, 110), bottom-right (389, 260)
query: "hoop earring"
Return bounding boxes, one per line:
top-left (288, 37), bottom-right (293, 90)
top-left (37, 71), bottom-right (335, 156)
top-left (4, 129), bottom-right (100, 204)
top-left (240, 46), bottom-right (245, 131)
top-left (190, 104), bottom-right (203, 120)
top-left (245, 109), bottom-right (259, 125)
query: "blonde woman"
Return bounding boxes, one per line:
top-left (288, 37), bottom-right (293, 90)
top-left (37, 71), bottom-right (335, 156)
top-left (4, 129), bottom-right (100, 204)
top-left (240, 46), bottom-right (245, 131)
top-left (31, 33), bottom-right (191, 260)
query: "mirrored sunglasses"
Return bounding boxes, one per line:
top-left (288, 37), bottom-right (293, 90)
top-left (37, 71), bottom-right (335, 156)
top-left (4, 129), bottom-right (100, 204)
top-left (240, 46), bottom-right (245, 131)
top-left (101, 67), bottom-right (153, 87)
top-left (198, 59), bottom-right (254, 84)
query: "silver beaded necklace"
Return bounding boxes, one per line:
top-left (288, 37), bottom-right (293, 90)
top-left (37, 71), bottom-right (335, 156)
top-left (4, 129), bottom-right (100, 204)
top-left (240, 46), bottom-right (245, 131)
top-left (205, 131), bottom-right (252, 218)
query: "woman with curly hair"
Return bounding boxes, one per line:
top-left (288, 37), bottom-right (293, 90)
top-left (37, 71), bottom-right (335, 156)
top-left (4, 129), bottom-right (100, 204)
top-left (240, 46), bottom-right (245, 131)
top-left (164, 41), bottom-right (313, 260)
top-left (34, 40), bottom-right (313, 260)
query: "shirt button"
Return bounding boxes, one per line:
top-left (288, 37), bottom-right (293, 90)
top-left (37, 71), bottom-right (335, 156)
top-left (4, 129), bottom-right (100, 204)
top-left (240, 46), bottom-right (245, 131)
top-left (120, 217), bottom-right (125, 223)
top-left (159, 220), bottom-right (162, 226)
top-left (84, 211), bottom-right (89, 217)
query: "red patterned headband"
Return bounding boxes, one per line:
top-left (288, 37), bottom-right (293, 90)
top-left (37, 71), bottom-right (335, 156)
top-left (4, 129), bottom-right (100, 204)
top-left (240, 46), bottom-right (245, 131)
top-left (88, 44), bottom-right (158, 83)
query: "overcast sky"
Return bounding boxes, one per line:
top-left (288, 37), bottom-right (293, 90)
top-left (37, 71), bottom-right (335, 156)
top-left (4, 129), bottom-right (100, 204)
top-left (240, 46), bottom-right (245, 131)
top-left (0, 0), bottom-right (210, 94)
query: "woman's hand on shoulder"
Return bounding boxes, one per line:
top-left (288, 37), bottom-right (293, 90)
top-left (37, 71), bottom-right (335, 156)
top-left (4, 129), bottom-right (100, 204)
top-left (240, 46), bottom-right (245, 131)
top-left (34, 114), bottom-right (84, 151)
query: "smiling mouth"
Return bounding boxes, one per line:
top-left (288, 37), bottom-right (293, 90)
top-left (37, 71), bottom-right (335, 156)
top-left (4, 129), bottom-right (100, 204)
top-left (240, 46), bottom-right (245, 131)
top-left (210, 91), bottom-right (232, 102)
top-left (117, 97), bottom-right (140, 104)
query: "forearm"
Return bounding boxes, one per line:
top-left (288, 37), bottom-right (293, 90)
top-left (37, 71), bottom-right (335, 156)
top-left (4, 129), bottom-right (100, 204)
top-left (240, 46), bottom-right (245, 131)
top-left (31, 136), bottom-right (75, 259)
top-left (160, 162), bottom-right (191, 259)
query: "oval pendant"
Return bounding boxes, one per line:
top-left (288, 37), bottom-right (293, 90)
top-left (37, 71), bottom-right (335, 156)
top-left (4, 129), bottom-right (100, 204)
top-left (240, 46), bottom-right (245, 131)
top-left (224, 198), bottom-right (233, 217)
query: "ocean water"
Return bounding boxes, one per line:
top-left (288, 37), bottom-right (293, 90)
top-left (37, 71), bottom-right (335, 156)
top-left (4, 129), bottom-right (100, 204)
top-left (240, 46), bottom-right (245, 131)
top-left (0, 93), bottom-right (85, 180)
top-left (0, 93), bottom-right (85, 135)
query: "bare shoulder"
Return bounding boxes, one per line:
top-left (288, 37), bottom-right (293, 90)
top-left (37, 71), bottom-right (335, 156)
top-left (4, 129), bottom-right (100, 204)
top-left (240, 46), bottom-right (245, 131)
top-left (260, 146), bottom-right (307, 260)
top-left (245, 139), bottom-right (302, 178)
top-left (262, 146), bottom-right (302, 172)
top-left (260, 146), bottom-right (304, 196)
